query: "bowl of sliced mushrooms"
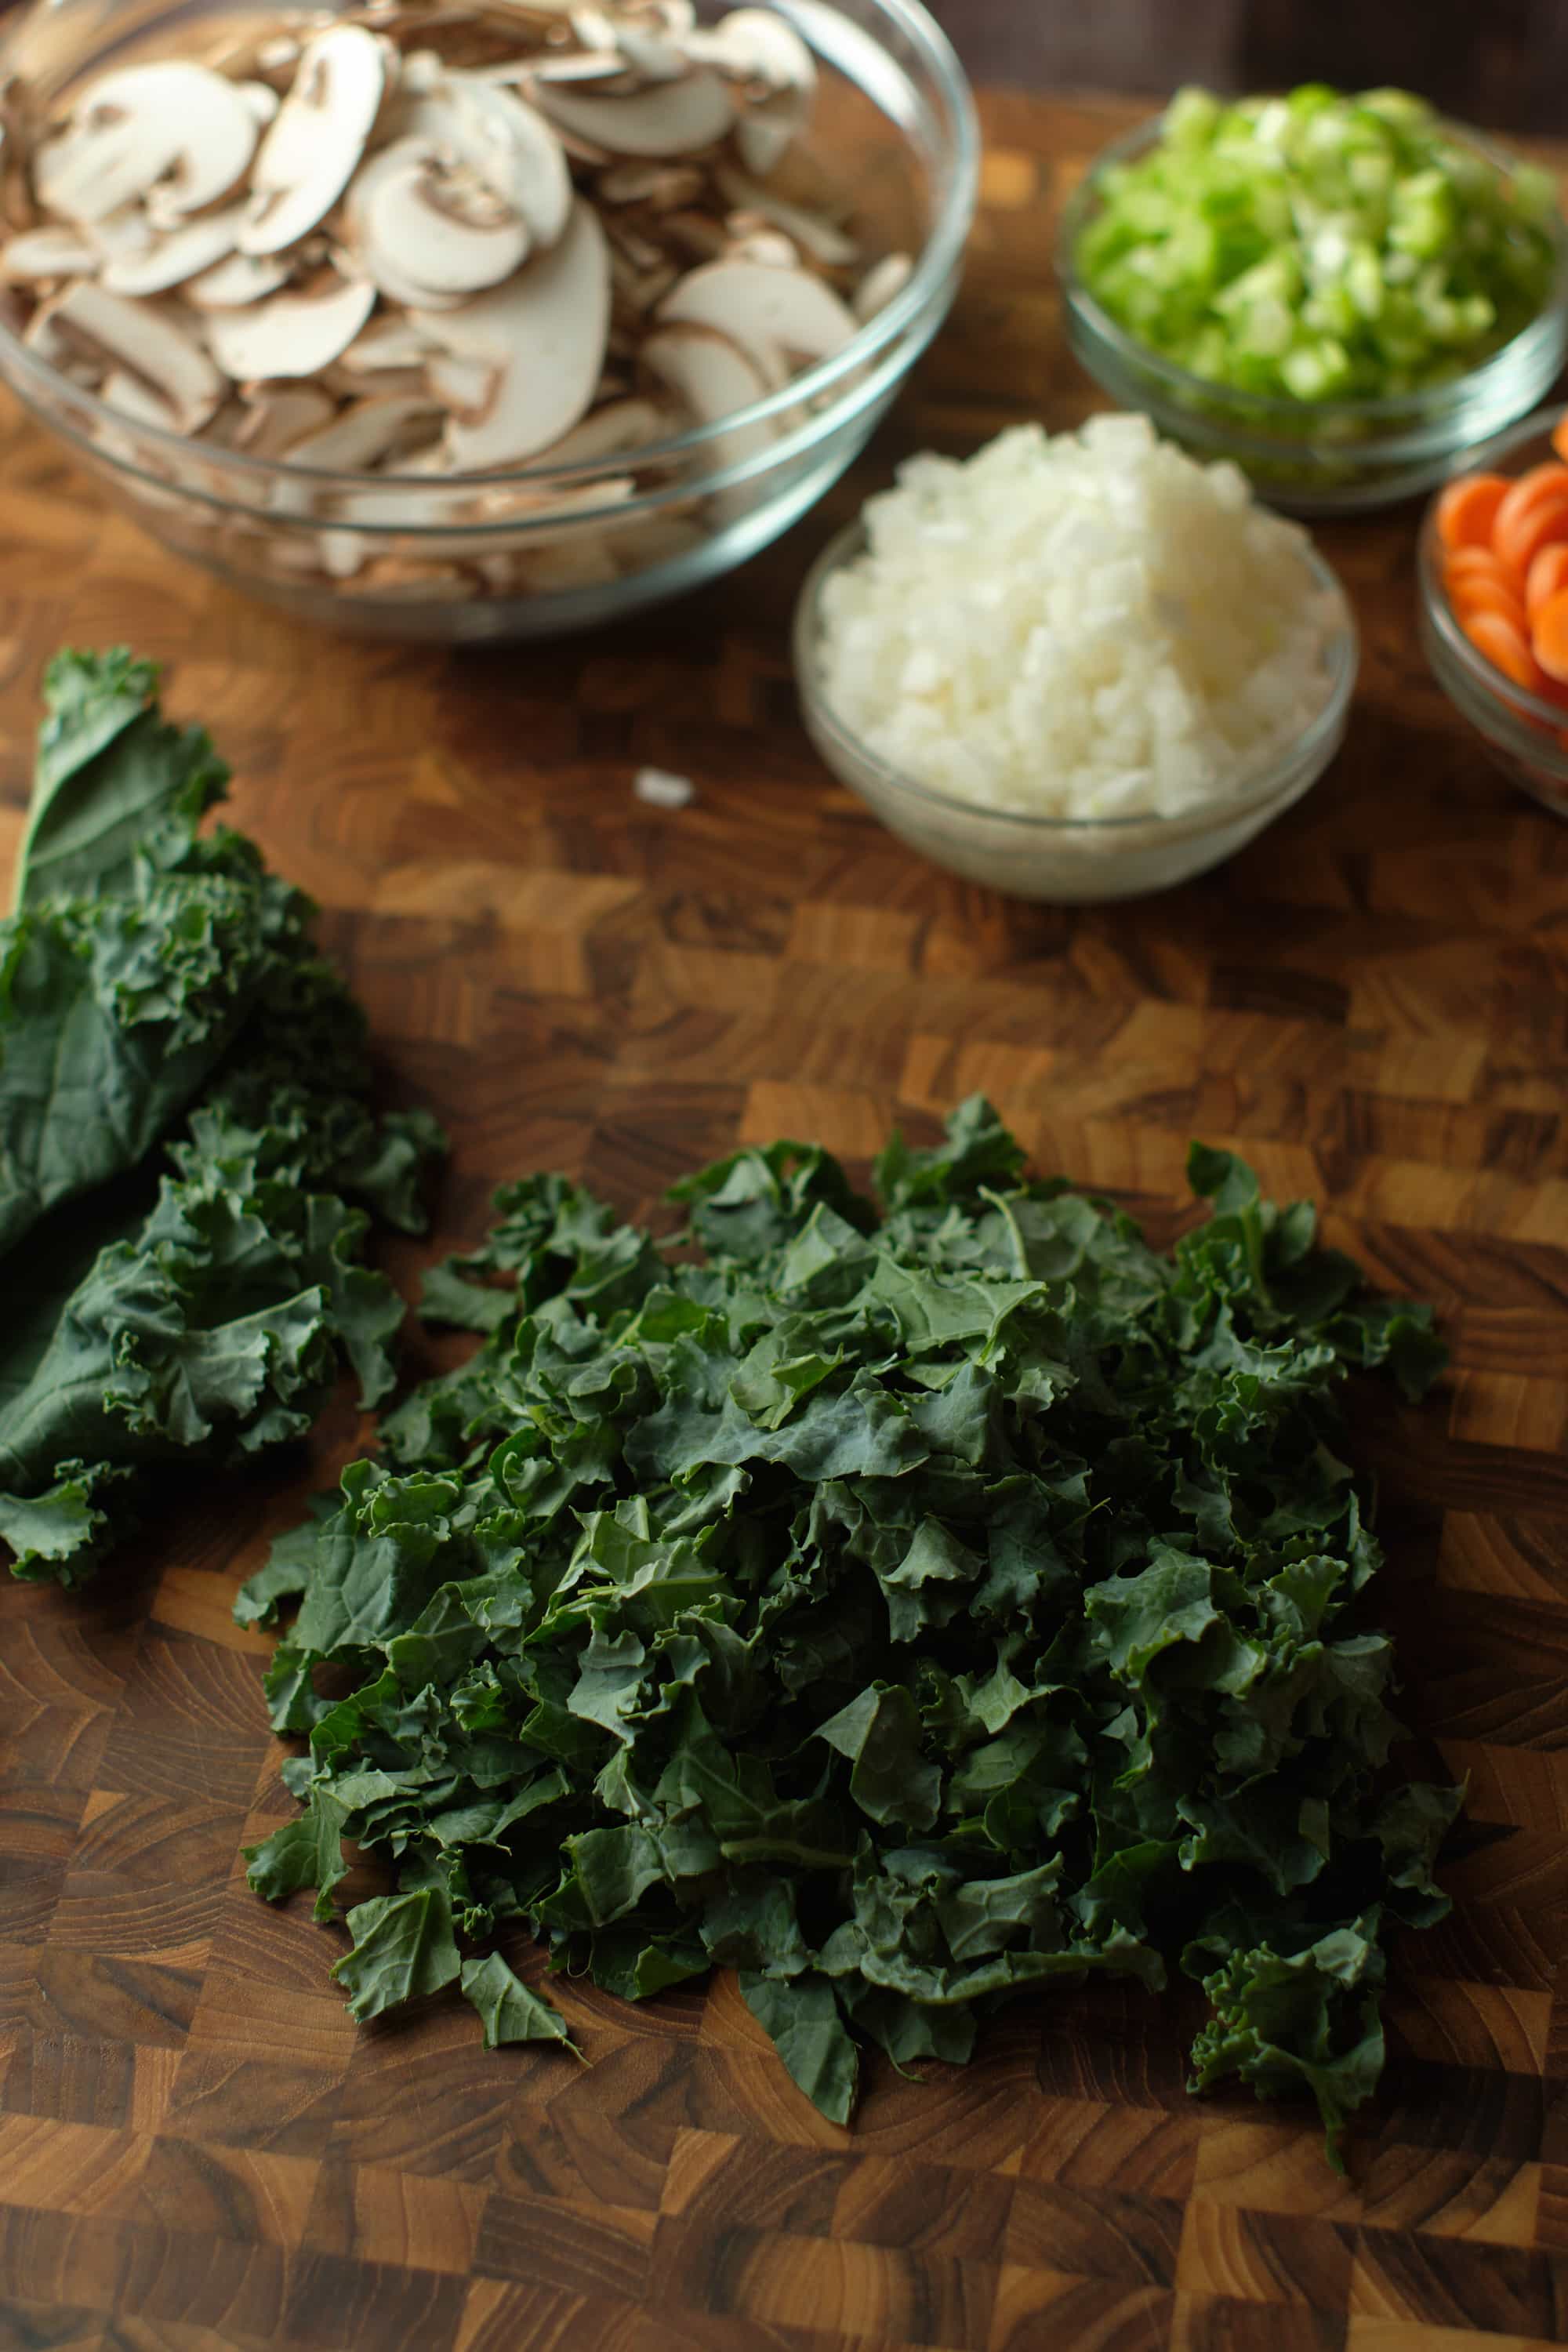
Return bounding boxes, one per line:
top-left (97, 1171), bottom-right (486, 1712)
top-left (0, 0), bottom-right (978, 637)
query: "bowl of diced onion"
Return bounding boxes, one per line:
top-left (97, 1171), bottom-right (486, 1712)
top-left (1058, 87), bottom-right (1568, 517)
top-left (1417, 405), bottom-right (1568, 818)
top-left (793, 415), bottom-right (1359, 902)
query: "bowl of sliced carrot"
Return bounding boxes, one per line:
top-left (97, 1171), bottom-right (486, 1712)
top-left (1421, 405), bottom-right (1568, 816)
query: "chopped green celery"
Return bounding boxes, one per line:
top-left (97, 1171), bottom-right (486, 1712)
top-left (1074, 81), bottom-right (1559, 401)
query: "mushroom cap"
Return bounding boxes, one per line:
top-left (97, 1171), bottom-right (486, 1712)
top-left (532, 66), bottom-right (735, 160)
top-left (401, 77), bottom-right (572, 251)
top-left (34, 277), bottom-right (224, 431)
top-left (240, 25), bottom-right (387, 256)
top-left (353, 136), bottom-right (530, 299)
top-left (100, 203), bottom-right (247, 298)
top-left (233, 381), bottom-right (338, 457)
top-left (1, 223), bottom-right (100, 280)
top-left (185, 250), bottom-right (292, 310)
top-left (656, 256), bottom-right (858, 386)
top-left (414, 194), bottom-right (611, 469)
top-left (35, 61), bottom-right (260, 225)
top-left (206, 267), bottom-right (378, 381)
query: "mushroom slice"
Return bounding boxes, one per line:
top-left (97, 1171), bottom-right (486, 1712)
top-left (714, 162), bottom-right (857, 267)
top-left (426, 349), bottom-right (501, 413)
top-left (99, 365), bottom-right (180, 429)
top-left (641, 321), bottom-right (775, 521)
top-left (727, 227), bottom-right (800, 270)
top-left (36, 64), bottom-right (260, 225)
top-left (532, 67), bottom-right (734, 159)
top-left (408, 78), bottom-right (572, 250)
top-left (339, 315), bottom-right (442, 372)
top-left (1, 224), bottom-right (100, 280)
top-left (29, 280), bottom-right (224, 430)
top-left (853, 250), bottom-right (913, 323)
top-left (536, 394), bottom-right (668, 463)
top-left (240, 25), bottom-right (387, 256)
top-left (353, 136), bottom-right (530, 298)
top-left (597, 159), bottom-right (703, 208)
top-left (100, 203), bottom-right (247, 297)
top-left (532, 49), bottom-right (629, 84)
top-left (412, 193), bottom-right (610, 468)
top-left (689, 8), bottom-right (815, 176)
top-left (206, 266), bottom-right (376, 380)
top-left (233, 381), bottom-right (338, 456)
top-left (656, 258), bottom-right (858, 387)
top-left (280, 393), bottom-right (445, 470)
top-left (239, 81), bottom-right (281, 128)
top-left (186, 250), bottom-right (292, 309)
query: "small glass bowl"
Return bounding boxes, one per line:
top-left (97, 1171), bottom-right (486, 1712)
top-left (793, 521), bottom-right (1359, 902)
top-left (1057, 114), bottom-right (1568, 517)
top-left (1417, 405), bottom-right (1568, 818)
top-left (0, 0), bottom-right (979, 643)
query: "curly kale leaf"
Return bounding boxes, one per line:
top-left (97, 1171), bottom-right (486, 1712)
top-left (245, 1099), bottom-right (1452, 2158)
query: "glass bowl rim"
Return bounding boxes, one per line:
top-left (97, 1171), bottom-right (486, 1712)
top-left (1417, 399), bottom-right (1568, 752)
top-left (0, 0), bottom-right (981, 495)
top-left (793, 514), bottom-right (1360, 836)
top-left (1055, 107), bottom-right (1568, 430)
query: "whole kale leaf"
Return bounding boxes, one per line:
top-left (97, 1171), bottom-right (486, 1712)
top-left (243, 1099), bottom-right (1455, 2163)
top-left (0, 651), bottom-right (443, 1584)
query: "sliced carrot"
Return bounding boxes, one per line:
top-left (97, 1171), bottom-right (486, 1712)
top-left (1450, 575), bottom-right (1530, 630)
top-left (1552, 414), bottom-right (1568, 465)
top-left (1525, 543), bottom-right (1568, 624)
top-left (1530, 587), bottom-right (1568, 683)
top-left (1463, 608), bottom-right (1550, 693)
top-left (1435, 471), bottom-right (1511, 551)
top-left (1495, 489), bottom-right (1568, 579)
top-left (1444, 546), bottom-right (1519, 592)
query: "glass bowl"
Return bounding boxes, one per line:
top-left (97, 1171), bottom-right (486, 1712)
top-left (0, 0), bottom-right (979, 643)
top-left (793, 521), bottom-right (1359, 902)
top-left (1417, 405), bottom-right (1568, 818)
top-left (1057, 114), bottom-right (1568, 518)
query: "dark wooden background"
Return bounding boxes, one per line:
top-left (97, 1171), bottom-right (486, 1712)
top-left (927, 0), bottom-right (1568, 132)
top-left (2, 78), bottom-right (1568, 2352)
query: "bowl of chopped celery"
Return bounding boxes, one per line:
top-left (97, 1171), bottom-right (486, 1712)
top-left (1058, 85), bottom-right (1568, 515)
top-left (1417, 405), bottom-right (1568, 818)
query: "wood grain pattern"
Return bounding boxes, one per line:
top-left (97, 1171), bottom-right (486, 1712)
top-left (2, 85), bottom-right (1567, 2352)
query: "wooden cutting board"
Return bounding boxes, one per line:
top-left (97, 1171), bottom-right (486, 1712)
top-left (3, 85), bottom-right (1567, 2352)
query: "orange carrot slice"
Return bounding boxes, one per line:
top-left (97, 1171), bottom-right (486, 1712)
top-left (1552, 414), bottom-right (1568, 465)
top-left (1531, 587), bottom-right (1568, 683)
top-left (1444, 546), bottom-right (1519, 592)
top-left (1526, 543), bottom-right (1568, 623)
top-left (1464, 608), bottom-right (1549, 693)
top-left (1450, 575), bottom-right (1529, 630)
top-left (1436, 471), bottom-right (1510, 550)
top-left (1495, 488), bottom-right (1568, 579)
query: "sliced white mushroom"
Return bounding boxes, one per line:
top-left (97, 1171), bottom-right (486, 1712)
top-left (89, 208), bottom-right (157, 264)
top-left (532, 67), bottom-right (734, 159)
top-left (657, 257), bottom-right (857, 387)
top-left (403, 77), bottom-right (572, 250)
top-left (0, 224), bottom-right (100, 281)
top-left (338, 315), bottom-right (442, 372)
top-left (715, 162), bottom-right (858, 267)
top-left (612, 24), bottom-right (688, 82)
top-left (689, 9), bottom-right (816, 176)
top-left (353, 138), bottom-right (530, 299)
top-left (27, 280), bottom-right (223, 430)
top-left (185, 249), bottom-right (292, 309)
top-left (536, 394), bottom-right (667, 463)
top-left (100, 203), bottom-right (246, 297)
top-left (240, 25), bottom-right (386, 256)
top-left (98, 364), bottom-right (181, 429)
top-left (532, 49), bottom-right (630, 85)
top-left (238, 81), bottom-right (281, 128)
top-left (853, 249), bottom-right (913, 323)
top-left (206, 266), bottom-right (376, 380)
top-left (641, 318), bottom-right (775, 517)
top-left (233, 380), bottom-right (339, 456)
top-left (725, 227), bottom-right (800, 270)
top-left (426, 347), bottom-right (500, 412)
top-left (36, 64), bottom-right (260, 225)
top-left (280, 393), bottom-right (445, 470)
top-left (412, 194), bottom-right (609, 468)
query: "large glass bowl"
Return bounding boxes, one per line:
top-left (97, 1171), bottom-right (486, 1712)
top-left (0, 0), bottom-right (979, 641)
top-left (793, 521), bottom-right (1359, 903)
top-left (1057, 114), bottom-right (1568, 517)
top-left (1417, 405), bottom-right (1568, 819)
